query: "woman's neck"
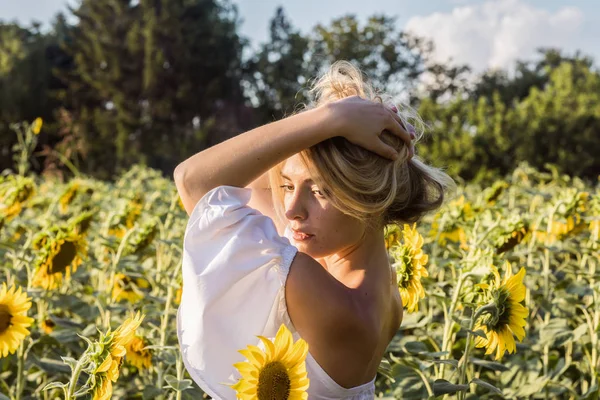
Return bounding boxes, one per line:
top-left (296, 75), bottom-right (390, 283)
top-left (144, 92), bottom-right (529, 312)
top-left (318, 227), bottom-right (389, 286)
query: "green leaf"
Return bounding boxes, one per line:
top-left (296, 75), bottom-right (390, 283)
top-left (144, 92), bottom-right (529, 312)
top-left (377, 358), bottom-right (396, 382)
top-left (571, 323), bottom-right (588, 342)
top-left (404, 341), bottom-right (429, 355)
top-left (421, 351), bottom-right (450, 358)
top-left (60, 356), bottom-right (78, 369)
top-left (42, 382), bottom-right (66, 391)
top-left (469, 357), bottom-right (509, 371)
top-left (466, 329), bottom-right (487, 339)
top-left (471, 378), bottom-right (503, 394)
top-left (432, 379), bottom-right (469, 396)
top-left (164, 374), bottom-right (192, 391)
top-left (34, 357), bottom-right (71, 374)
top-left (432, 359), bottom-right (459, 368)
top-left (143, 386), bottom-right (164, 399)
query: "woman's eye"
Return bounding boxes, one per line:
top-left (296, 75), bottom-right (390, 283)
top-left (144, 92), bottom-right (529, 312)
top-left (280, 185), bottom-right (293, 191)
top-left (313, 189), bottom-right (325, 197)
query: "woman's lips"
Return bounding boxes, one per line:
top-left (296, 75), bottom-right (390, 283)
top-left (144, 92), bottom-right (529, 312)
top-left (292, 231), bottom-right (314, 241)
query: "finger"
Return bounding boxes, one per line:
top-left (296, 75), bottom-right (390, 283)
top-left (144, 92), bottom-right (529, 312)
top-left (385, 109), bottom-right (412, 144)
top-left (386, 106), bottom-right (417, 141)
top-left (372, 139), bottom-right (399, 161)
top-left (405, 122), bottom-right (417, 139)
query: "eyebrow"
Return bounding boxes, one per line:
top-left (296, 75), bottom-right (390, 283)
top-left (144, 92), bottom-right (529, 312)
top-left (280, 173), bottom-right (314, 183)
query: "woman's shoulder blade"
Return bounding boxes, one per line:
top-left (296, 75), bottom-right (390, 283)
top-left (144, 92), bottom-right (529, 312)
top-left (285, 252), bottom-right (365, 338)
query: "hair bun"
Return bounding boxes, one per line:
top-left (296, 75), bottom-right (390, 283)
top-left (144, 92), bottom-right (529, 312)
top-left (309, 60), bottom-right (379, 105)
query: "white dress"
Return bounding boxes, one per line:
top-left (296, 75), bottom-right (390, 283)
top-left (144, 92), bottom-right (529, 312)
top-left (177, 185), bottom-right (377, 400)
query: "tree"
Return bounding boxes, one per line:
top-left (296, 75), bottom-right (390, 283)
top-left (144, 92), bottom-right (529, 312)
top-left (57, 0), bottom-right (247, 179)
top-left (0, 22), bottom-right (64, 174)
top-left (515, 61), bottom-right (600, 177)
top-left (243, 6), bottom-right (310, 122)
top-left (471, 48), bottom-right (596, 105)
top-left (307, 14), bottom-right (426, 98)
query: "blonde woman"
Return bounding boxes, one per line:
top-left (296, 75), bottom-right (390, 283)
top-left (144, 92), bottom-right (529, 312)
top-left (175, 60), bottom-right (455, 399)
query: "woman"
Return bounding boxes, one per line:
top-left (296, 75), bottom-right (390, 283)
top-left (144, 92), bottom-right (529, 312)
top-left (175, 61), bottom-right (456, 399)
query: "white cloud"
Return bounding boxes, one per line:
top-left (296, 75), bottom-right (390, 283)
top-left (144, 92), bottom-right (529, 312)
top-left (405, 0), bottom-right (585, 74)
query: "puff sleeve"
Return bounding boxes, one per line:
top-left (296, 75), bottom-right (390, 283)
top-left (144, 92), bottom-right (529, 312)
top-left (176, 185), bottom-right (298, 399)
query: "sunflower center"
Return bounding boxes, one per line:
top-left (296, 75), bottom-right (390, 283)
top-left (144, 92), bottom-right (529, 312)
top-left (396, 250), bottom-right (414, 289)
top-left (49, 241), bottom-right (77, 274)
top-left (0, 304), bottom-right (12, 334)
top-left (483, 288), bottom-right (512, 329)
top-left (118, 275), bottom-right (132, 288)
top-left (257, 361), bottom-right (291, 400)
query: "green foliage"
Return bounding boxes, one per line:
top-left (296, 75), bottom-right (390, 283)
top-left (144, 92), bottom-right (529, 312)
top-left (55, 0), bottom-right (246, 179)
top-left (417, 53), bottom-right (600, 183)
top-left (0, 3), bottom-right (599, 183)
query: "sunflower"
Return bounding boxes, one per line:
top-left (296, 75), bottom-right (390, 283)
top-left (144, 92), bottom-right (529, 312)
top-left (91, 373), bottom-right (112, 400)
top-left (90, 312), bottom-right (145, 397)
top-left (126, 336), bottom-right (152, 370)
top-left (32, 228), bottom-right (87, 290)
top-left (0, 176), bottom-right (36, 221)
top-left (384, 224), bottom-right (401, 250)
top-left (495, 223), bottom-right (530, 254)
top-left (108, 198), bottom-right (143, 238)
top-left (58, 181), bottom-right (81, 214)
top-left (473, 261), bottom-right (528, 360)
top-left (430, 196), bottom-right (472, 250)
top-left (484, 180), bottom-right (509, 206)
top-left (111, 273), bottom-right (150, 303)
top-left (41, 318), bottom-right (56, 334)
top-left (229, 323), bottom-right (310, 400)
top-left (0, 283), bottom-right (34, 357)
top-left (535, 213), bottom-right (588, 245)
top-left (126, 219), bottom-right (159, 255)
top-left (389, 223), bottom-right (429, 313)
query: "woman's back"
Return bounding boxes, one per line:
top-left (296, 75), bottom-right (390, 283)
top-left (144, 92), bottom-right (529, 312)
top-left (284, 226), bottom-right (403, 389)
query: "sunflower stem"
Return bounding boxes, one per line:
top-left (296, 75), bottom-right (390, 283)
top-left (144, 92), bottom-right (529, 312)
top-left (414, 368), bottom-right (434, 397)
top-left (542, 246), bottom-right (551, 400)
top-left (176, 352), bottom-right (184, 400)
top-left (156, 278), bottom-right (174, 392)
top-left (589, 258), bottom-right (599, 389)
top-left (107, 228), bottom-right (136, 306)
top-left (65, 353), bottom-right (86, 400)
top-left (15, 341), bottom-right (25, 400)
top-left (457, 303), bottom-right (496, 400)
top-left (439, 272), bottom-right (466, 380)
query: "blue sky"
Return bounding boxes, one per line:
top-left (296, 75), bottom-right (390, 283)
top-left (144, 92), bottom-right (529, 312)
top-left (1, 0), bottom-right (598, 74)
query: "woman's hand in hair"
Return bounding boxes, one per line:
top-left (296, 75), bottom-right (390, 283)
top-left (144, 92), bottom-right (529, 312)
top-left (324, 95), bottom-right (414, 161)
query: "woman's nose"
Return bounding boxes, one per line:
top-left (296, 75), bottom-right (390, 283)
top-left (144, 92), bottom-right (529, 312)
top-left (285, 192), bottom-right (307, 220)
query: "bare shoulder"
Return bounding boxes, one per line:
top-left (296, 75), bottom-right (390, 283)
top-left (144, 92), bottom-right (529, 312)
top-left (285, 252), bottom-right (373, 344)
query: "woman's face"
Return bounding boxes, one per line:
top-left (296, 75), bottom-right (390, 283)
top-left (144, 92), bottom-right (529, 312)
top-left (280, 154), bottom-right (366, 258)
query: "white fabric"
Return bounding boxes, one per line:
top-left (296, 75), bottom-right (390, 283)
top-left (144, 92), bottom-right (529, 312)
top-left (177, 185), bottom-right (376, 400)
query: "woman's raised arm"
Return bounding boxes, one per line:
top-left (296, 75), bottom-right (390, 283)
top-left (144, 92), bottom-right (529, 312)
top-left (173, 97), bottom-right (412, 216)
top-left (173, 105), bottom-right (334, 215)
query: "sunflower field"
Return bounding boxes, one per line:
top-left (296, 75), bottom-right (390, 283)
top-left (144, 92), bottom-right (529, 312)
top-left (1, 120), bottom-right (599, 400)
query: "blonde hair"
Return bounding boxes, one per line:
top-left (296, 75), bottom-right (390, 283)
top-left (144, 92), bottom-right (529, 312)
top-left (268, 60), bottom-right (457, 231)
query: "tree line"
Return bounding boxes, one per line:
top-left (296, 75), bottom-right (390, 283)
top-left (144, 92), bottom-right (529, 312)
top-left (1, 0), bottom-right (598, 182)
